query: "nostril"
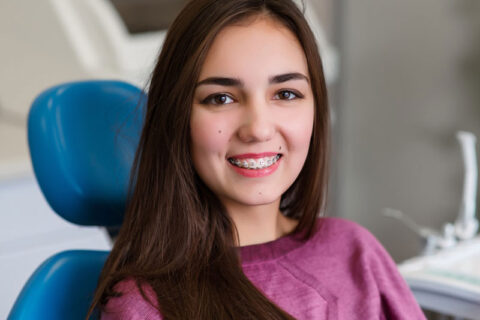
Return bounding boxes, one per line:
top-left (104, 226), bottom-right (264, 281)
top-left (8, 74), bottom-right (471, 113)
top-left (237, 126), bottom-right (275, 143)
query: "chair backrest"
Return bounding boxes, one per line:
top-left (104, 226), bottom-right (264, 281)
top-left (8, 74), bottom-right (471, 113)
top-left (28, 80), bottom-right (146, 226)
top-left (8, 250), bottom-right (109, 320)
top-left (8, 80), bottom-right (146, 319)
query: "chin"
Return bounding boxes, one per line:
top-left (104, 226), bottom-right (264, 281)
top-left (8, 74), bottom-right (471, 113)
top-left (229, 192), bottom-right (281, 207)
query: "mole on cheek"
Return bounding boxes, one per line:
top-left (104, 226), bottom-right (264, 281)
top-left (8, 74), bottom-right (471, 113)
top-left (279, 146), bottom-right (282, 151)
top-left (258, 192), bottom-right (262, 195)
top-left (218, 130), bottom-right (222, 134)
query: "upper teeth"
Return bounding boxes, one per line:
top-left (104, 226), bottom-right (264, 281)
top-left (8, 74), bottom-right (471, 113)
top-left (229, 155), bottom-right (281, 169)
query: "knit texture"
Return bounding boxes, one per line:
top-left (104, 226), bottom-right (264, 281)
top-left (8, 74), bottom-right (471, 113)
top-left (101, 217), bottom-right (426, 319)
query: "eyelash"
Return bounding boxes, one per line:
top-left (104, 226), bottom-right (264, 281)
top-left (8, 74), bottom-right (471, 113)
top-left (274, 90), bottom-right (304, 101)
top-left (201, 93), bottom-right (234, 105)
top-left (201, 90), bottom-right (304, 106)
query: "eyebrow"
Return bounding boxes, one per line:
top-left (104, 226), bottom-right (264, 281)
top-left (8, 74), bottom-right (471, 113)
top-left (270, 72), bottom-right (309, 84)
top-left (196, 77), bottom-right (243, 87)
top-left (195, 72), bottom-right (309, 87)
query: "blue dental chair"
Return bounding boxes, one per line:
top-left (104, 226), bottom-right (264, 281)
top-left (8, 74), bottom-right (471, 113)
top-left (7, 80), bottom-right (146, 320)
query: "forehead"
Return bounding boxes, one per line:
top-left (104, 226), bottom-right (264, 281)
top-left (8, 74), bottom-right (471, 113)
top-left (199, 16), bottom-right (309, 81)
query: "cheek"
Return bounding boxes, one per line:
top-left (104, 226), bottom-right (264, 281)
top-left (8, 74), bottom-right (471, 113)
top-left (283, 106), bottom-right (314, 154)
top-left (190, 111), bottom-right (231, 162)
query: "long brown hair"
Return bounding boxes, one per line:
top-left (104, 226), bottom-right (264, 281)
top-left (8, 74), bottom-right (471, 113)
top-left (88, 0), bottom-right (329, 319)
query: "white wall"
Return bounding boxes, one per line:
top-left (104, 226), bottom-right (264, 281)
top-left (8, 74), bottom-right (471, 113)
top-left (0, 1), bottom-right (90, 178)
top-left (337, 0), bottom-right (480, 261)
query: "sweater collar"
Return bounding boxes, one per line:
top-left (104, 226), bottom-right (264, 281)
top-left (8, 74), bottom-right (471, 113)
top-left (238, 228), bottom-right (309, 264)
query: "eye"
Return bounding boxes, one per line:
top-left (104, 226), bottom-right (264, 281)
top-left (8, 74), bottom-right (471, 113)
top-left (201, 93), bottom-right (234, 105)
top-left (274, 90), bottom-right (303, 101)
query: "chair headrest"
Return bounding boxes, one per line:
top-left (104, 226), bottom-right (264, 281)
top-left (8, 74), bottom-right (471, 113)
top-left (28, 80), bottom-right (146, 226)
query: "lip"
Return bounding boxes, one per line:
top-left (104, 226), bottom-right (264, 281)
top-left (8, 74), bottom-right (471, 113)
top-left (227, 156), bottom-right (281, 178)
top-left (228, 152), bottom-right (280, 160)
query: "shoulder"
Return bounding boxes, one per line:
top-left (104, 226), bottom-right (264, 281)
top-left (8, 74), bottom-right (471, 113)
top-left (304, 217), bottom-right (396, 272)
top-left (312, 216), bottom-right (380, 248)
top-left (101, 278), bottom-right (162, 320)
top-left (305, 218), bottom-right (425, 318)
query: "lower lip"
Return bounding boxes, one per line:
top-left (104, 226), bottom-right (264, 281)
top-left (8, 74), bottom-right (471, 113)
top-left (228, 157), bottom-right (281, 178)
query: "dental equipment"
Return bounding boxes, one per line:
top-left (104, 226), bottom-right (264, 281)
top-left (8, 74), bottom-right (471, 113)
top-left (455, 131), bottom-right (479, 240)
top-left (384, 131), bottom-right (479, 255)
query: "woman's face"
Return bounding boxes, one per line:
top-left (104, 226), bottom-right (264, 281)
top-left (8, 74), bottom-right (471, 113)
top-left (190, 16), bottom-right (314, 211)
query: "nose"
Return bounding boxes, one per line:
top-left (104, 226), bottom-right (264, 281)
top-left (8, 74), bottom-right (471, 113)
top-left (237, 100), bottom-right (275, 143)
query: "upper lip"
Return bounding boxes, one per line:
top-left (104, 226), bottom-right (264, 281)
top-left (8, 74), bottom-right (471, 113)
top-left (228, 152), bottom-right (280, 159)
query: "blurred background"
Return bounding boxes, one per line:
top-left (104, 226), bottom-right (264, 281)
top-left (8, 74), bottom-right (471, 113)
top-left (0, 0), bottom-right (479, 319)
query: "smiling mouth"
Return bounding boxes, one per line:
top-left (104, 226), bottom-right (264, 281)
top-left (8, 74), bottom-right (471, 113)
top-left (228, 154), bottom-right (282, 170)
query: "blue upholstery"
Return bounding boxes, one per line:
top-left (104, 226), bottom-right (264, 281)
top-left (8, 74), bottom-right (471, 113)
top-left (8, 80), bottom-right (145, 320)
top-left (27, 80), bottom-right (146, 226)
top-left (8, 251), bottom-right (109, 320)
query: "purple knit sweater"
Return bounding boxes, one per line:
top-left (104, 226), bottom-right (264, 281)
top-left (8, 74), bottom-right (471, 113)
top-left (101, 217), bottom-right (426, 319)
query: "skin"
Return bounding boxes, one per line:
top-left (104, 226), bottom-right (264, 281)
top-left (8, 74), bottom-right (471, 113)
top-left (190, 16), bottom-right (314, 246)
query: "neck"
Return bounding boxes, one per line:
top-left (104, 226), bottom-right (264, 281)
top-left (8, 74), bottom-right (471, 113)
top-left (223, 199), bottom-right (298, 246)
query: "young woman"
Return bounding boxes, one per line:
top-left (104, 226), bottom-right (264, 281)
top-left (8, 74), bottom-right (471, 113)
top-left (89, 0), bottom-right (426, 319)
